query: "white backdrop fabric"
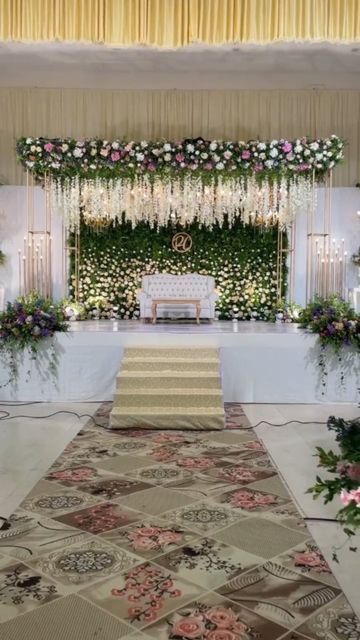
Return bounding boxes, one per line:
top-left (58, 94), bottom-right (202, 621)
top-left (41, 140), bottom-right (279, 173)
top-left (0, 327), bottom-right (357, 403)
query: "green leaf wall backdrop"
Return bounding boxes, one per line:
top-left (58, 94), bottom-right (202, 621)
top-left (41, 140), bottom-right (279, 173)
top-left (71, 220), bottom-right (287, 320)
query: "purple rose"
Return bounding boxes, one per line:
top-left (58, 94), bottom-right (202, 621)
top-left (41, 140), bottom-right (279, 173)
top-left (110, 151), bottom-right (120, 162)
top-left (282, 142), bottom-right (292, 153)
top-left (241, 150), bottom-right (251, 160)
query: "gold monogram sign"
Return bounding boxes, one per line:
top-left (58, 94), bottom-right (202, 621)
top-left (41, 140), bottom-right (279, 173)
top-left (172, 232), bottom-right (193, 253)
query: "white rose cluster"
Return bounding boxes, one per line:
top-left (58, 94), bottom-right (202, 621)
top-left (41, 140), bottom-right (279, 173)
top-left (73, 234), bottom-right (280, 321)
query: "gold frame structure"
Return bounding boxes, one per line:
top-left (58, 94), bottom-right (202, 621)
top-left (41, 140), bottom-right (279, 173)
top-left (276, 221), bottom-right (296, 304)
top-left (19, 172), bottom-right (52, 297)
top-left (64, 229), bottom-right (81, 301)
top-left (306, 171), bottom-right (347, 302)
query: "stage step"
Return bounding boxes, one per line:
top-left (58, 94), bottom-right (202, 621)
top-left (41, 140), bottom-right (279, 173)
top-left (121, 358), bottom-right (219, 372)
top-left (110, 347), bottom-right (225, 430)
top-left (117, 372), bottom-right (221, 390)
top-left (114, 388), bottom-right (223, 408)
top-left (110, 406), bottom-right (225, 431)
top-left (123, 348), bottom-right (218, 360)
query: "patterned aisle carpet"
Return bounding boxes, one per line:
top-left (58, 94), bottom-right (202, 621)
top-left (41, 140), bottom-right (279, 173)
top-left (0, 403), bottom-right (358, 640)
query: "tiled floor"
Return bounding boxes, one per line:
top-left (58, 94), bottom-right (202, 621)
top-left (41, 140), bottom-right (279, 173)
top-left (0, 403), bottom-right (359, 639)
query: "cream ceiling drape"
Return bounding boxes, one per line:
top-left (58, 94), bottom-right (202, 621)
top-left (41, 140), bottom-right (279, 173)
top-left (1, 0), bottom-right (360, 46)
top-left (1, 88), bottom-right (359, 186)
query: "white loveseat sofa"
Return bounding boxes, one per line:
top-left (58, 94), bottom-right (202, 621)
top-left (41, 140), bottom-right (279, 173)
top-left (137, 274), bottom-right (218, 321)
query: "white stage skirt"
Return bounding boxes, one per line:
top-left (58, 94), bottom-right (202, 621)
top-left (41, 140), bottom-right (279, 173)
top-left (0, 321), bottom-right (358, 403)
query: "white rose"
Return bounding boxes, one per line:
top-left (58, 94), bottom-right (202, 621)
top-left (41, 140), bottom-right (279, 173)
top-left (164, 153), bottom-right (171, 161)
top-left (62, 143), bottom-right (69, 152)
top-left (304, 149), bottom-right (310, 156)
top-left (270, 140), bottom-right (278, 146)
top-left (310, 142), bottom-right (319, 151)
top-left (140, 140), bottom-right (148, 148)
top-left (186, 144), bottom-right (195, 153)
top-left (111, 141), bottom-right (119, 149)
top-left (26, 137), bottom-right (33, 144)
top-left (294, 145), bottom-right (303, 154)
top-left (136, 152), bottom-right (144, 161)
top-left (259, 153), bottom-right (266, 160)
top-left (90, 148), bottom-right (97, 156)
top-left (163, 143), bottom-right (172, 151)
top-left (270, 148), bottom-right (278, 158)
top-left (201, 152), bottom-right (208, 159)
top-left (265, 159), bottom-right (274, 168)
top-left (223, 150), bottom-right (232, 159)
top-left (258, 142), bottom-right (266, 150)
top-left (73, 147), bottom-right (84, 158)
top-left (315, 153), bottom-right (323, 160)
top-left (30, 145), bottom-right (36, 152)
top-left (210, 141), bottom-right (218, 151)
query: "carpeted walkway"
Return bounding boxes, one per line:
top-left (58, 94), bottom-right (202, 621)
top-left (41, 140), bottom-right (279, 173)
top-left (0, 403), bottom-right (358, 640)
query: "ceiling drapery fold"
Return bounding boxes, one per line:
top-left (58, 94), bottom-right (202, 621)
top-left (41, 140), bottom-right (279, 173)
top-left (0, 0), bottom-right (360, 46)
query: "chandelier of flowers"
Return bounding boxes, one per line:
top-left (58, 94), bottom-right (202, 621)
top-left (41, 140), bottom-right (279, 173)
top-left (16, 135), bottom-right (345, 230)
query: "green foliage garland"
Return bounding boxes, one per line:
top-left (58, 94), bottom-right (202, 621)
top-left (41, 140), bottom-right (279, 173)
top-left (72, 219), bottom-right (286, 320)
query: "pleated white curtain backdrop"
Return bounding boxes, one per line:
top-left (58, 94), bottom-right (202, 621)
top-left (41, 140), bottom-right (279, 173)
top-left (1, 88), bottom-right (360, 186)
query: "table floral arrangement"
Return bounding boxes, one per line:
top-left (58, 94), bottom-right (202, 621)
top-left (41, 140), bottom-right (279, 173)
top-left (308, 415), bottom-right (360, 558)
top-left (0, 292), bottom-right (68, 386)
top-left (270, 300), bottom-right (302, 323)
top-left (298, 296), bottom-right (359, 390)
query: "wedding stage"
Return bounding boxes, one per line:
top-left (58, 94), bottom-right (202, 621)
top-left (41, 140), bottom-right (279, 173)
top-left (0, 321), bottom-right (357, 404)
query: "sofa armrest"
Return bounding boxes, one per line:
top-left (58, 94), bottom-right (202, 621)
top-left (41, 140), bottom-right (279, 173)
top-left (208, 290), bottom-right (219, 303)
top-left (137, 289), bottom-right (150, 303)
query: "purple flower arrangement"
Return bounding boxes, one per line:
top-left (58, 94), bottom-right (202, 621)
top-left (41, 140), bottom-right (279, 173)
top-left (299, 296), bottom-right (359, 352)
top-left (0, 293), bottom-right (68, 386)
top-left (16, 135), bottom-right (345, 180)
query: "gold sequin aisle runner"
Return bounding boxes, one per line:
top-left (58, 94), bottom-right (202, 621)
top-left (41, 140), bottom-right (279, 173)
top-left (110, 348), bottom-right (225, 430)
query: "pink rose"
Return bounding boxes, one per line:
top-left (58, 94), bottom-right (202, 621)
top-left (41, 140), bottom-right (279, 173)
top-left (176, 153), bottom-right (185, 162)
top-left (294, 551), bottom-right (322, 568)
top-left (132, 536), bottom-right (157, 551)
top-left (241, 150), bottom-right (251, 160)
top-left (204, 162), bottom-right (213, 170)
top-left (347, 464), bottom-right (360, 482)
top-left (111, 151), bottom-right (120, 162)
top-left (254, 163), bottom-right (264, 172)
top-left (219, 467), bottom-right (256, 483)
top-left (153, 434), bottom-right (184, 444)
top-left (177, 457), bottom-right (214, 470)
top-left (244, 441), bottom-right (265, 451)
top-left (100, 148), bottom-right (109, 157)
top-left (157, 531), bottom-right (183, 546)
top-left (136, 527), bottom-right (160, 537)
top-left (205, 607), bottom-right (237, 629)
top-left (340, 488), bottom-right (356, 506)
top-left (282, 141), bottom-right (292, 153)
top-left (207, 631), bottom-right (237, 640)
top-left (172, 617), bottom-right (205, 639)
top-left (44, 142), bottom-right (54, 152)
top-left (294, 550), bottom-right (330, 572)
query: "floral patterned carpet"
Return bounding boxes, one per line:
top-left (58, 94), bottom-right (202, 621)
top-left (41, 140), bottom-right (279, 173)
top-left (0, 403), bottom-right (358, 640)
